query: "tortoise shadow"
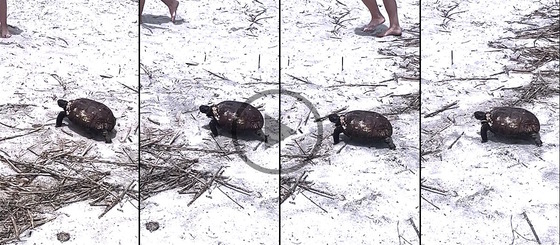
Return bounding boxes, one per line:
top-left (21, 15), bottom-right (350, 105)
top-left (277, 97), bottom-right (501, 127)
top-left (484, 134), bottom-right (540, 147)
top-left (141, 14), bottom-right (186, 25)
top-left (59, 119), bottom-right (117, 143)
top-left (200, 124), bottom-right (266, 143)
top-left (353, 25), bottom-right (387, 37)
top-left (335, 135), bottom-right (395, 150)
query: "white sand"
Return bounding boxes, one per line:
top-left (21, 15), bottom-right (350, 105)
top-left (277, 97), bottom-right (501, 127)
top-left (421, 0), bottom-right (559, 244)
top-left (1, 0), bottom-right (139, 244)
top-left (2, 0), bottom-right (556, 244)
top-left (140, 0), bottom-right (279, 244)
top-left (280, 0), bottom-right (419, 244)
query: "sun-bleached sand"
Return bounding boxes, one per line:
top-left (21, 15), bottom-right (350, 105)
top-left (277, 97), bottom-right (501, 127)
top-left (1, 0), bottom-right (139, 244)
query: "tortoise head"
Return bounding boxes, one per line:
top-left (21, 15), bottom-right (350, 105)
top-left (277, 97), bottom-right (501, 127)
top-left (473, 111), bottom-right (486, 120)
top-left (328, 114), bottom-right (340, 124)
top-left (57, 99), bottom-right (68, 109)
top-left (199, 105), bottom-right (213, 116)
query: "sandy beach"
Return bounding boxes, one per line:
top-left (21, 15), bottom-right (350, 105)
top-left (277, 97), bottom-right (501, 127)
top-left (421, 0), bottom-right (559, 244)
top-left (1, 0), bottom-right (139, 244)
top-left (1, 0), bottom-right (557, 244)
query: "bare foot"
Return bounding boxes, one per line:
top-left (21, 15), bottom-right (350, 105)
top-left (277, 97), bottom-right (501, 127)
top-left (377, 26), bottom-right (402, 37)
top-left (168, 0), bottom-right (179, 23)
top-left (363, 17), bottom-right (385, 32)
top-left (1, 27), bottom-right (10, 38)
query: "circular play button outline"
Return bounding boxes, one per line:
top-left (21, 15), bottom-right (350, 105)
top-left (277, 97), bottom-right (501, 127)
top-left (231, 89), bottom-right (323, 175)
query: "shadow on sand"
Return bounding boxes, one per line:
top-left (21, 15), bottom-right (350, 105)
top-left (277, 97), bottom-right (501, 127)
top-left (7, 24), bottom-right (24, 36)
top-left (331, 135), bottom-right (395, 151)
top-left (200, 124), bottom-right (267, 144)
top-left (141, 14), bottom-right (185, 25)
top-left (353, 25), bottom-right (388, 37)
top-left (58, 120), bottom-right (117, 143)
top-left (482, 134), bottom-right (541, 147)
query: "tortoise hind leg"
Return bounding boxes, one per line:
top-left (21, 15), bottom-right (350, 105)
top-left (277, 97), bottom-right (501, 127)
top-left (104, 130), bottom-right (112, 143)
top-left (332, 126), bottom-right (343, 145)
top-left (384, 137), bottom-right (396, 150)
top-left (56, 111), bottom-right (67, 127)
top-left (531, 132), bottom-right (542, 147)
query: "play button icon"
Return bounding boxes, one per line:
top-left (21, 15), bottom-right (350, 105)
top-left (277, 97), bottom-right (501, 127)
top-left (232, 89), bottom-right (323, 174)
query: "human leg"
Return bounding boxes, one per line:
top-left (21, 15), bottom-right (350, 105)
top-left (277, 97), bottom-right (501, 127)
top-left (361, 0), bottom-right (385, 32)
top-left (0, 0), bottom-right (10, 38)
top-left (140, 0), bottom-right (145, 17)
top-left (377, 0), bottom-right (402, 37)
top-left (160, 0), bottom-right (179, 22)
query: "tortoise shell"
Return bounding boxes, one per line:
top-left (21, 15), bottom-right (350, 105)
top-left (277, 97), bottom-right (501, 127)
top-left (341, 110), bottom-right (392, 139)
top-left (63, 98), bottom-right (116, 132)
top-left (485, 107), bottom-right (539, 136)
top-left (211, 101), bottom-right (264, 131)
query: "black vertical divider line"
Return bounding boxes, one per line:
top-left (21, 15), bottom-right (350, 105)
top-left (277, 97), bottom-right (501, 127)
top-left (278, 0), bottom-right (282, 243)
top-left (137, 3), bottom-right (142, 244)
top-left (418, 0), bottom-right (422, 243)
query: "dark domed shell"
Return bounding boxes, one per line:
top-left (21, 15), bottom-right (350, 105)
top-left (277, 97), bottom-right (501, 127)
top-left (66, 98), bottom-right (116, 132)
top-left (341, 110), bottom-right (392, 139)
top-left (488, 107), bottom-right (539, 136)
top-left (213, 101), bottom-right (264, 131)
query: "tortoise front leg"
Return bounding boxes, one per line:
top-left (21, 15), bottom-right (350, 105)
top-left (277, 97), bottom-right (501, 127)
top-left (480, 122), bottom-right (490, 143)
top-left (384, 137), bottom-right (396, 150)
top-left (531, 132), bottom-right (542, 147)
top-left (256, 129), bottom-right (268, 143)
top-left (332, 126), bottom-right (343, 145)
top-left (104, 130), bottom-right (112, 143)
top-left (209, 119), bottom-right (219, 136)
top-left (56, 111), bottom-right (67, 127)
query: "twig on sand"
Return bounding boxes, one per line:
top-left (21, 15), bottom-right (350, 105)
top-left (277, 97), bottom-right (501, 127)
top-left (147, 117), bottom-right (160, 125)
top-left (397, 221), bottom-right (402, 245)
top-left (245, 7), bottom-right (272, 28)
top-left (408, 218), bottom-right (420, 239)
top-left (335, 0), bottom-right (346, 7)
top-left (280, 171), bottom-right (307, 204)
top-left (280, 172), bottom-right (336, 213)
top-left (420, 184), bottom-right (448, 195)
top-left (0, 146), bottom-right (139, 243)
top-left (0, 127), bottom-right (43, 142)
top-left (300, 192), bottom-right (328, 213)
top-left (437, 3), bottom-right (466, 29)
top-left (211, 135), bottom-right (232, 161)
top-left (522, 211), bottom-right (542, 244)
top-left (438, 77), bottom-right (498, 82)
top-left (46, 36), bottom-right (69, 46)
top-left (0, 121), bottom-right (18, 129)
top-left (51, 74), bottom-right (67, 90)
top-left (510, 215), bottom-right (517, 245)
top-left (286, 74), bottom-right (312, 84)
top-left (336, 142), bottom-right (347, 154)
top-left (328, 83), bottom-right (388, 88)
top-left (447, 132), bottom-right (464, 149)
top-left (216, 186), bottom-right (244, 209)
top-left (424, 101), bottom-right (458, 118)
top-left (328, 8), bottom-right (356, 36)
top-left (118, 82), bottom-right (139, 93)
top-left (187, 166), bottom-right (224, 206)
top-left (314, 106), bottom-right (348, 122)
top-left (140, 63), bottom-right (153, 79)
top-left (421, 195), bottom-right (440, 210)
top-left (203, 69), bottom-right (228, 80)
top-left (508, 76), bottom-right (559, 106)
top-left (98, 181), bottom-right (135, 218)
